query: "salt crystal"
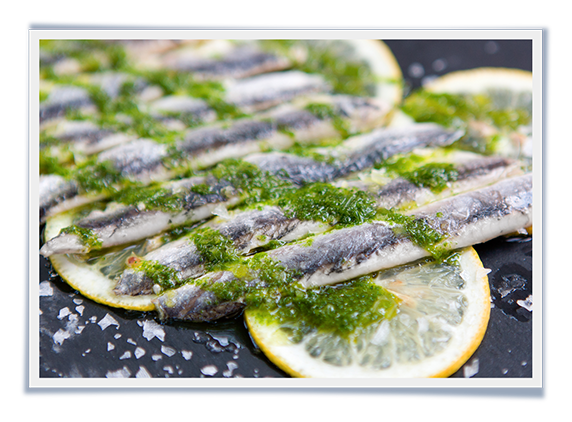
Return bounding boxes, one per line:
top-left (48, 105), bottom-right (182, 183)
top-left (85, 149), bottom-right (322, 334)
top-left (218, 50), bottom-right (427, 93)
top-left (106, 366), bottom-right (131, 378)
top-left (57, 307), bottom-right (71, 320)
top-left (139, 320), bottom-right (165, 342)
top-left (463, 358), bottom-right (479, 378)
top-left (134, 347), bottom-right (146, 359)
top-left (201, 365), bottom-right (218, 376)
top-left (181, 350), bottom-right (193, 360)
top-left (39, 281), bottom-right (53, 297)
top-left (161, 345), bottom-right (176, 357)
top-left (98, 313), bottom-right (119, 330)
top-left (136, 366), bottom-right (152, 378)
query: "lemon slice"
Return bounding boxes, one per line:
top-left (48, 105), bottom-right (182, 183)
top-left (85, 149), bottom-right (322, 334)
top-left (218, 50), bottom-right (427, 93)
top-left (335, 39), bottom-right (403, 106)
top-left (425, 67), bottom-right (532, 95)
top-left (43, 212), bottom-right (157, 311)
top-left (258, 39), bottom-right (403, 108)
top-left (245, 247), bottom-right (490, 378)
top-left (407, 67), bottom-right (533, 160)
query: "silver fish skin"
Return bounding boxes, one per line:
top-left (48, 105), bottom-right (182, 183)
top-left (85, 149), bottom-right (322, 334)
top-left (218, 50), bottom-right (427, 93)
top-left (146, 95), bottom-right (218, 126)
top-left (115, 154), bottom-right (517, 296)
top-left (164, 45), bottom-right (292, 81)
top-left (114, 236), bottom-right (205, 296)
top-left (40, 176), bottom-right (242, 257)
top-left (335, 124), bottom-right (466, 177)
top-left (39, 174), bottom-right (81, 223)
top-left (39, 73), bottom-right (148, 127)
top-left (224, 71), bottom-right (331, 113)
top-left (113, 205), bottom-right (327, 295)
top-left (40, 86), bottom-right (96, 125)
top-left (153, 174), bottom-right (532, 321)
top-left (372, 156), bottom-right (522, 210)
top-left (39, 95), bottom-right (389, 220)
top-left (44, 120), bottom-right (136, 157)
top-left (245, 123), bottom-right (464, 185)
top-left (39, 138), bottom-right (174, 221)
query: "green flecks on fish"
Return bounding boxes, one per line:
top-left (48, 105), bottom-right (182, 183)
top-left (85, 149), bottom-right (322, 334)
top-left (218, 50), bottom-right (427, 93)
top-left (73, 159), bottom-right (128, 193)
top-left (113, 185), bottom-right (186, 212)
top-left (252, 277), bottom-right (401, 340)
top-left (210, 159), bottom-right (296, 206)
top-left (277, 183), bottom-right (377, 226)
top-left (376, 208), bottom-right (448, 260)
top-left (376, 152), bottom-right (459, 193)
top-left (132, 259), bottom-right (181, 290)
top-left (259, 40), bottom-right (377, 97)
top-left (304, 102), bottom-right (351, 138)
top-left (401, 90), bottom-right (532, 154)
top-left (59, 224), bottom-right (102, 249)
top-left (192, 227), bottom-right (240, 272)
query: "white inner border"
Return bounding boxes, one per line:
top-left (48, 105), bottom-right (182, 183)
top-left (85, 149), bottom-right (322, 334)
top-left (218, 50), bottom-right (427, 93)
top-left (28, 28), bottom-right (543, 389)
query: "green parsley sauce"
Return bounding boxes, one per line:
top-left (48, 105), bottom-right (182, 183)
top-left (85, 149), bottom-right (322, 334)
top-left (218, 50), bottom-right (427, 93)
top-left (59, 225), bottom-right (102, 249)
top-left (278, 183), bottom-right (377, 227)
top-left (401, 89), bottom-right (532, 154)
top-left (259, 40), bottom-right (377, 97)
top-left (376, 208), bottom-right (449, 260)
top-left (304, 103), bottom-right (351, 138)
top-left (192, 227), bottom-right (240, 272)
top-left (134, 259), bottom-right (180, 290)
top-left (256, 277), bottom-right (401, 339)
top-left (377, 153), bottom-right (459, 193)
top-left (113, 185), bottom-right (186, 212)
top-left (210, 159), bottom-right (296, 206)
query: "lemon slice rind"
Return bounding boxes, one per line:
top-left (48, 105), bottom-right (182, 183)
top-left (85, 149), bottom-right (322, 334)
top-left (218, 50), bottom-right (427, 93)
top-left (43, 212), bottom-right (156, 311)
top-left (245, 247), bottom-right (491, 378)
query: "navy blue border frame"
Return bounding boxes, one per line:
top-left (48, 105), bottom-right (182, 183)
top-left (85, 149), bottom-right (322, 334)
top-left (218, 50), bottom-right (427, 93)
top-left (19, 19), bottom-right (553, 404)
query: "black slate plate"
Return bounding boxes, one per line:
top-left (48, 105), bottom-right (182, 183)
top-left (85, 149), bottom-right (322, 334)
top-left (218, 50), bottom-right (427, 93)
top-left (38, 39), bottom-right (534, 380)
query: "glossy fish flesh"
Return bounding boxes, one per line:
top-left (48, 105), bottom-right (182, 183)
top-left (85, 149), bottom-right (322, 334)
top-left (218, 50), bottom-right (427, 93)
top-left (153, 174), bottom-right (532, 321)
top-left (40, 176), bottom-right (242, 257)
top-left (163, 45), bottom-right (292, 81)
top-left (38, 95), bottom-right (390, 220)
top-left (224, 71), bottom-right (331, 113)
top-left (246, 123), bottom-right (464, 185)
top-left (116, 153), bottom-right (519, 296)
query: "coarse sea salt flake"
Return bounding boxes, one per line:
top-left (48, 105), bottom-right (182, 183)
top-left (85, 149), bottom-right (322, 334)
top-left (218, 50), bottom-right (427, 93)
top-left (106, 366), bottom-right (131, 378)
top-left (39, 281), bottom-right (53, 297)
top-left (119, 351), bottom-right (132, 360)
top-left (463, 358), bottom-right (479, 378)
top-left (136, 366), bottom-right (152, 378)
top-left (139, 320), bottom-right (166, 342)
top-left (57, 307), bottom-right (71, 320)
top-left (161, 345), bottom-right (176, 357)
top-left (53, 328), bottom-right (70, 345)
top-left (201, 365), bottom-right (218, 376)
top-left (98, 313), bottom-right (120, 330)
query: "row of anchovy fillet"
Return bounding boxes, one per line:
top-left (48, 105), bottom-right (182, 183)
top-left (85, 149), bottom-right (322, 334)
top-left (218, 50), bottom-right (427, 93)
top-left (39, 40), bottom-right (533, 322)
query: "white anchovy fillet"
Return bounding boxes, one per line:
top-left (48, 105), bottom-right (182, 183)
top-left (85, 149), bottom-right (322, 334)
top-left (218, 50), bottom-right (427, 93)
top-left (152, 174), bottom-right (532, 321)
top-left (39, 72), bottom-right (149, 127)
top-left (39, 138), bottom-right (173, 223)
top-left (41, 122), bottom-right (462, 252)
top-left (40, 176), bottom-right (242, 257)
top-left (224, 71), bottom-right (331, 113)
top-left (245, 123), bottom-right (465, 184)
top-left (114, 154), bottom-right (519, 296)
top-left (40, 86), bottom-right (96, 125)
top-left (161, 44), bottom-right (292, 81)
top-left (39, 95), bottom-right (390, 221)
top-left (43, 120), bottom-right (136, 157)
